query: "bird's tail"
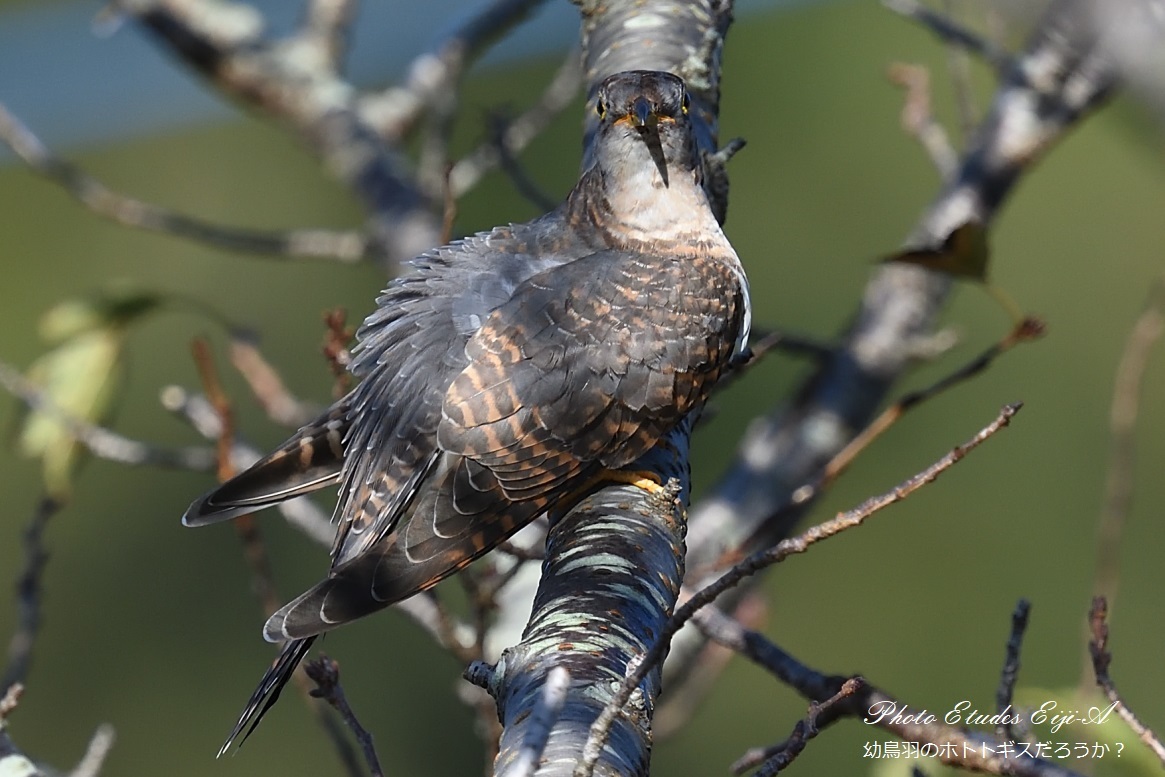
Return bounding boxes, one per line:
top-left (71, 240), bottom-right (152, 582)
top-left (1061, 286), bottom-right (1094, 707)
top-left (184, 402), bottom-right (350, 527)
top-left (218, 637), bottom-right (316, 757)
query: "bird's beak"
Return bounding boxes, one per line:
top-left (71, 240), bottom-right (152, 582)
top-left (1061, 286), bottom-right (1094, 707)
top-left (632, 96), bottom-right (654, 129)
top-left (628, 96), bottom-right (668, 186)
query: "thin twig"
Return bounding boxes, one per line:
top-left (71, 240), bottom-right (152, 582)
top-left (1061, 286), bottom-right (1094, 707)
top-left (888, 63), bottom-right (958, 178)
top-left (305, 656), bottom-right (385, 777)
top-left (228, 332), bottom-right (317, 428)
top-left (68, 724), bottom-right (116, 777)
top-left (577, 403), bottom-right (1023, 777)
top-left (697, 607), bottom-right (1080, 777)
top-left (449, 51), bottom-right (583, 197)
top-left (751, 678), bottom-right (864, 777)
top-left (0, 102), bottom-right (369, 262)
top-left (322, 309), bottom-right (354, 398)
top-left (823, 317), bottom-right (1043, 483)
top-left (882, 0), bottom-right (1013, 73)
top-left (941, 0), bottom-right (979, 140)
top-left (995, 599), bottom-right (1031, 741)
top-left (2, 497), bottom-right (63, 693)
top-left (363, 0), bottom-right (553, 143)
top-left (191, 338), bottom-right (281, 618)
top-left (490, 116), bottom-right (558, 211)
top-left (396, 593), bottom-right (476, 662)
top-left (0, 358), bottom-right (216, 470)
top-left (1093, 279), bottom-right (1164, 612)
top-left (1088, 597), bottom-right (1165, 765)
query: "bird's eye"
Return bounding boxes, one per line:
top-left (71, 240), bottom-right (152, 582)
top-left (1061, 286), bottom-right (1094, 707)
top-left (681, 93), bottom-right (690, 115)
top-left (595, 100), bottom-right (606, 119)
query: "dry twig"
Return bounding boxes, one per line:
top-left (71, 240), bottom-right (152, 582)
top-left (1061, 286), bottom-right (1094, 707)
top-left (1093, 279), bottom-right (1164, 611)
top-left (2, 497), bottom-right (63, 693)
top-left (0, 358), bottom-right (216, 471)
top-left (696, 606), bottom-right (1080, 777)
top-left (995, 599), bottom-right (1031, 741)
top-left (0, 102), bottom-right (369, 262)
top-left (882, 0), bottom-right (1013, 72)
top-left (888, 63), bottom-right (958, 178)
top-left (1088, 597), bottom-right (1165, 765)
top-left (306, 656), bottom-right (385, 777)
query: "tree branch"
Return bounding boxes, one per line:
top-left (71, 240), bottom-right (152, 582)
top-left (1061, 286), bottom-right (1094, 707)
top-left (0, 101), bottom-right (370, 263)
top-left (121, 0), bottom-right (441, 269)
top-left (1088, 597), bottom-right (1165, 765)
top-left (670, 0), bottom-right (1135, 686)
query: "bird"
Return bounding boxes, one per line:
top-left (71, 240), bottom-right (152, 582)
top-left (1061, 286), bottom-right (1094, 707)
top-left (184, 69), bottom-right (751, 755)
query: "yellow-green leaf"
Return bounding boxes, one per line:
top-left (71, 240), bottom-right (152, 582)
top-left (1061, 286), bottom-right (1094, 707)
top-left (885, 221), bottom-right (991, 282)
top-left (17, 328), bottom-right (124, 499)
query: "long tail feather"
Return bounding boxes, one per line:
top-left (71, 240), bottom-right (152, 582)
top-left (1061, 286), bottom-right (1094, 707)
top-left (218, 637), bottom-right (316, 757)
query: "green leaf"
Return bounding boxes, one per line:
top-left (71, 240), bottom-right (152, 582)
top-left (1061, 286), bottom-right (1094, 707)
top-left (17, 328), bottom-right (125, 499)
top-left (885, 222), bottom-right (991, 282)
top-left (39, 287), bottom-right (163, 344)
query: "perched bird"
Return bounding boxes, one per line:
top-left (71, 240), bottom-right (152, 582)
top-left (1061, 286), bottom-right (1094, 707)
top-left (185, 69), bottom-right (751, 754)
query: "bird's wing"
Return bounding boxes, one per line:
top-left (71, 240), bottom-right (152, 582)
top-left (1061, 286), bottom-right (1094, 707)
top-left (263, 248), bottom-right (745, 642)
top-left (327, 223), bottom-right (576, 568)
top-left (438, 248), bottom-right (745, 502)
top-left (182, 402), bottom-right (350, 526)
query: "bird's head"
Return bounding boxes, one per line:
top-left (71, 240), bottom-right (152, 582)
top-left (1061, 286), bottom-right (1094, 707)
top-left (591, 70), bottom-right (700, 190)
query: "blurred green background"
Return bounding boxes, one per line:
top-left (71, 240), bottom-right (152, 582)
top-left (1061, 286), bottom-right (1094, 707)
top-left (1, 1), bottom-right (1163, 775)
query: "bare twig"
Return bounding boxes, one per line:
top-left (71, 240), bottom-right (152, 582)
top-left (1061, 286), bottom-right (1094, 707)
top-left (941, 0), bottom-right (980, 140)
top-left (362, 0), bottom-right (553, 143)
top-left (490, 116), bottom-right (558, 211)
top-left (888, 63), bottom-right (958, 178)
top-left (823, 317), bottom-right (1043, 483)
top-left (882, 0), bottom-right (1013, 72)
top-left (2, 497), bottom-right (63, 693)
top-left (751, 678), bottom-right (864, 777)
top-left (1088, 597), bottom-right (1165, 765)
top-left (1093, 280), bottom-right (1164, 611)
top-left (579, 404), bottom-right (1023, 777)
top-left (697, 607), bottom-right (1081, 777)
top-left (0, 102), bottom-right (370, 262)
top-left (191, 338), bottom-right (281, 618)
top-left (322, 308), bottom-right (354, 398)
top-left (228, 333), bottom-right (318, 428)
top-left (995, 599), bottom-right (1031, 741)
top-left (125, 0), bottom-right (440, 268)
top-left (449, 51), bottom-right (583, 197)
top-left (438, 164), bottom-right (459, 247)
top-left (0, 358), bottom-right (216, 471)
top-left (68, 724), bottom-right (116, 777)
top-left (305, 656), bottom-right (385, 777)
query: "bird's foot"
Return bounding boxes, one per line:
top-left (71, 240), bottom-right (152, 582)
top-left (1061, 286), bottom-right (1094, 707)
top-left (601, 469), bottom-right (665, 495)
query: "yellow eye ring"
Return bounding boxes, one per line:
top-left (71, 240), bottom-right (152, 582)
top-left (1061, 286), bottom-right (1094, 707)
top-left (681, 93), bottom-right (690, 115)
top-left (595, 100), bottom-right (606, 119)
